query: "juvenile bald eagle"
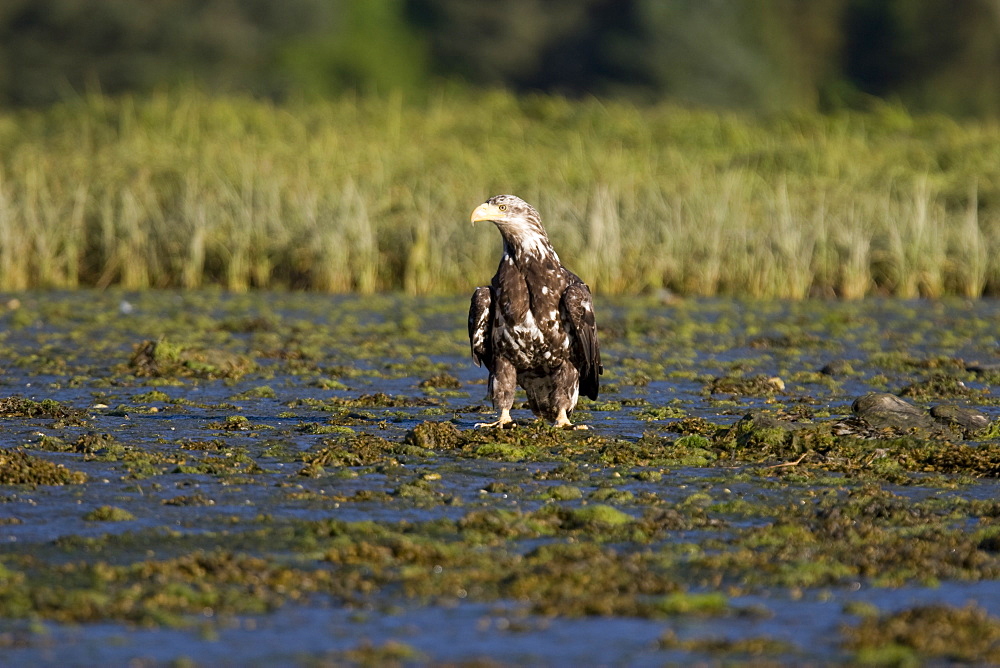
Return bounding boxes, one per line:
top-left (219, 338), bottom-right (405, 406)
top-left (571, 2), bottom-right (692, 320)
top-left (469, 194), bottom-right (602, 429)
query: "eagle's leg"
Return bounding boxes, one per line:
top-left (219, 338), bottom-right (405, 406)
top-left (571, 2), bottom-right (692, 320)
top-left (554, 408), bottom-right (589, 430)
top-left (476, 358), bottom-right (517, 429)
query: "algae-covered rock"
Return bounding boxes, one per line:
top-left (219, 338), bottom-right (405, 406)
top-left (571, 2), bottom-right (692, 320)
top-left (329, 393), bottom-right (437, 408)
top-left (930, 404), bottom-right (991, 435)
top-left (899, 374), bottom-right (987, 400)
top-left (565, 504), bottom-right (633, 528)
top-left (820, 360), bottom-right (855, 376)
top-left (84, 506), bottom-right (136, 521)
top-left (663, 416), bottom-right (723, 438)
top-left (843, 603), bottom-right (1000, 664)
top-left (129, 339), bottom-right (254, 379)
top-left (392, 479), bottom-right (441, 500)
top-left (708, 375), bottom-right (785, 396)
top-left (727, 410), bottom-right (804, 451)
top-left (211, 415), bottom-right (253, 431)
top-left (0, 448), bottom-right (87, 485)
top-left (302, 433), bottom-right (402, 470)
top-left (0, 396), bottom-right (85, 421)
top-left (404, 420), bottom-right (462, 450)
top-left (851, 392), bottom-right (935, 431)
top-left (544, 484), bottom-right (583, 501)
top-left (418, 373), bottom-right (461, 389)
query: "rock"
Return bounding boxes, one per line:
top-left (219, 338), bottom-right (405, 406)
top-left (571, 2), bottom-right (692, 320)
top-left (978, 534), bottom-right (1000, 553)
top-left (930, 404), bottom-right (991, 434)
top-left (851, 392), bottom-right (934, 431)
top-left (820, 360), bottom-right (854, 376)
top-left (708, 375), bottom-right (785, 396)
top-left (966, 363), bottom-right (1000, 374)
top-left (404, 420), bottom-right (463, 449)
top-left (736, 410), bottom-right (806, 432)
top-left (128, 339), bottom-right (254, 379)
top-left (727, 410), bottom-right (807, 451)
top-left (418, 373), bottom-right (462, 389)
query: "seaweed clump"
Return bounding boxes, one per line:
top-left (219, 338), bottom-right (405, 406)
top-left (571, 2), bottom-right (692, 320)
top-left (418, 373), bottom-right (461, 389)
top-left (404, 420), bottom-right (463, 449)
top-left (129, 339), bottom-right (254, 379)
top-left (0, 448), bottom-right (87, 485)
top-left (707, 375), bottom-right (785, 396)
top-left (843, 604), bottom-right (1000, 664)
top-left (0, 396), bottom-right (87, 425)
top-left (300, 433), bottom-right (409, 473)
top-left (898, 373), bottom-right (986, 400)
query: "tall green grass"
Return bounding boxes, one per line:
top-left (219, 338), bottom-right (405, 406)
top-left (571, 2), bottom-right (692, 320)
top-left (1, 89), bottom-right (998, 297)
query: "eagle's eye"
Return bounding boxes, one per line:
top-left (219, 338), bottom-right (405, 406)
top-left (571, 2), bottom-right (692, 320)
top-left (498, 204), bottom-right (507, 211)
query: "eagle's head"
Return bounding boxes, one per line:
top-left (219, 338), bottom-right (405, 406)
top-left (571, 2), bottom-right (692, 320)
top-left (471, 194), bottom-right (547, 240)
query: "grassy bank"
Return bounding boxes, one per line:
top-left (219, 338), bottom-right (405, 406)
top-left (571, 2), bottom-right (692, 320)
top-left (1, 89), bottom-right (998, 297)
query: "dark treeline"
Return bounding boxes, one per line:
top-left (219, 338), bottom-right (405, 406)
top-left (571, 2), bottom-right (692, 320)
top-left (2, 0), bottom-right (999, 115)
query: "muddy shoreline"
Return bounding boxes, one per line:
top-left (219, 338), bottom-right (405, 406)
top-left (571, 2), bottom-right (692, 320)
top-left (3, 291), bottom-right (1000, 665)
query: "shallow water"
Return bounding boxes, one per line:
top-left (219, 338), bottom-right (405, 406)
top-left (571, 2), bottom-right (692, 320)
top-left (2, 291), bottom-right (1000, 665)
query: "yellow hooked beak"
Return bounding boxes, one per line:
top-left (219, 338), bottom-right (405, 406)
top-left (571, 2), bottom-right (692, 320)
top-left (471, 202), bottom-right (505, 224)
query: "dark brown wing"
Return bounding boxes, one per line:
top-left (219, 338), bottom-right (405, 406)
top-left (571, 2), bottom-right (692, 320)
top-left (560, 282), bottom-right (602, 400)
top-left (468, 286), bottom-right (494, 370)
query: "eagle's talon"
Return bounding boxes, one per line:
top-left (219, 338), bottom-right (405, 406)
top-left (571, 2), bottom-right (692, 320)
top-left (475, 408), bottom-right (515, 429)
top-left (554, 409), bottom-right (588, 430)
top-left (474, 420), bottom-right (516, 429)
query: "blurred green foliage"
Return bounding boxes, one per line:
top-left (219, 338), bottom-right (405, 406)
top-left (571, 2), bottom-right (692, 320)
top-left (1, 89), bottom-right (998, 296)
top-left (1, 0), bottom-right (999, 115)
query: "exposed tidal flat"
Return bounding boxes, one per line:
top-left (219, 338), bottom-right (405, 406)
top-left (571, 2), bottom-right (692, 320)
top-left (2, 291), bottom-right (1000, 665)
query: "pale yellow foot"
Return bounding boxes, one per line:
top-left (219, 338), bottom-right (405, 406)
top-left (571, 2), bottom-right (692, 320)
top-left (475, 409), bottom-right (515, 429)
top-left (554, 410), bottom-right (589, 430)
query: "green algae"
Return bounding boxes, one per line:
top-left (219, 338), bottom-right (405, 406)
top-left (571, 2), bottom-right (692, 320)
top-left (653, 592), bottom-right (732, 616)
top-left (659, 631), bottom-right (795, 657)
top-left (898, 373), bottom-right (985, 400)
top-left (590, 487), bottom-right (635, 504)
top-left (0, 396), bottom-right (84, 420)
top-left (0, 503), bottom-right (710, 625)
top-left (209, 415), bottom-right (253, 431)
top-left (565, 504), bottom-right (633, 526)
top-left (403, 420), bottom-right (462, 449)
top-left (542, 484), bottom-right (583, 501)
top-left (418, 373), bottom-right (461, 389)
top-left (0, 484), bottom-right (996, 647)
top-left (84, 506), bottom-right (137, 522)
top-left (685, 486), bottom-right (1000, 590)
top-left (231, 385), bottom-right (277, 400)
top-left (4, 293), bottom-right (1000, 664)
top-left (298, 432), bottom-right (433, 474)
top-left (637, 405), bottom-right (687, 420)
top-left (0, 449), bottom-right (87, 485)
top-left (133, 389), bottom-right (172, 402)
top-left (128, 338), bottom-right (255, 379)
top-left (335, 640), bottom-right (427, 666)
top-left (843, 603), bottom-right (1000, 664)
top-left (707, 374), bottom-right (786, 396)
top-left (639, 406), bottom-right (1000, 483)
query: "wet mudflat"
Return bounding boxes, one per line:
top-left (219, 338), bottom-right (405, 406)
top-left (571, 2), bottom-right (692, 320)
top-left (3, 291), bottom-right (1000, 666)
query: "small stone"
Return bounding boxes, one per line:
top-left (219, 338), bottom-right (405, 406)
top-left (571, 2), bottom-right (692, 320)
top-left (820, 360), bottom-right (854, 376)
